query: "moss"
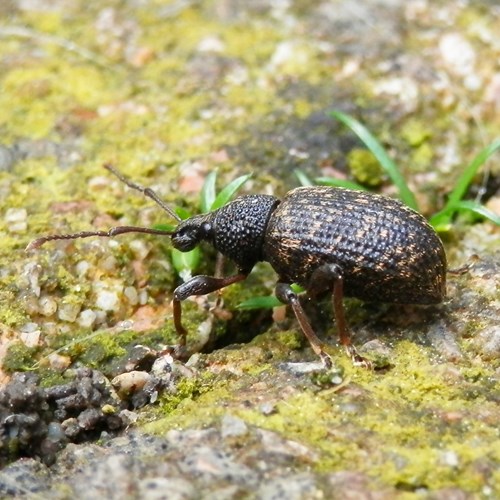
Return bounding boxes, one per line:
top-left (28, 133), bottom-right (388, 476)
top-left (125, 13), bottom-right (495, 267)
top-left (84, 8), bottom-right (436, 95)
top-left (346, 148), bottom-right (384, 187)
top-left (401, 119), bottom-right (432, 148)
top-left (0, 290), bottom-right (28, 327)
top-left (144, 372), bottom-right (226, 432)
top-left (3, 342), bottom-right (40, 373)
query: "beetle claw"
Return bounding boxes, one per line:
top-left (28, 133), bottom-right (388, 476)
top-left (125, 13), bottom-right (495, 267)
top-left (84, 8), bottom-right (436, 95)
top-left (320, 351), bottom-right (333, 370)
top-left (345, 345), bottom-right (372, 369)
top-left (161, 344), bottom-right (190, 361)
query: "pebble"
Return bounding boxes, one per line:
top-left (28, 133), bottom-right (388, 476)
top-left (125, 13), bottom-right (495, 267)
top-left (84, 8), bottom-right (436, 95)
top-left (439, 450), bottom-right (460, 468)
top-left (111, 371), bottom-right (151, 398)
top-left (77, 308), bottom-right (97, 328)
top-left (124, 286), bottom-right (139, 305)
top-left (19, 327), bottom-right (40, 348)
top-left (5, 208), bottom-right (27, 233)
top-left (58, 302), bottom-right (82, 322)
top-left (47, 353), bottom-right (72, 372)
top-left (95, 289), bottom-right (121, 312)
top-left (38, 296), bottom-right (58, 317)
top-left (22, 262), bottom-right (41, 297)
top-left (129, 239), bottom-right (150, 260)
top-left (439, 33), bottom-right (476, 76)
top-left (75, 260), bottom-right (90, 277)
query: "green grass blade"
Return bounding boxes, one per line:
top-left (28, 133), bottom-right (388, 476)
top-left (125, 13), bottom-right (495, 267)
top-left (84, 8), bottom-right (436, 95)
top-left (237, 284), bottom-right (304, 310)
top-left (444, 139), bottom-right (500, 210)
top-left (175, 206), bottom-right (192, 221)
top-left (315, 177), bottom-right (368, 191)
top-left (153, 223), bottom-right (177, 232)
top-left (294, 169), bottom-right (314, 187)
top-left (211, 174), bottom-right (252, 211)
top-left (329, 110), bottom-right (419, 210)
top-left (200, 171), bottom-right (217, 213)
top-left (453, 201), bottom-right (499, 225)
top-left (237, 295), bottom-right (282, 310)
top-left (171, 247), bottom-right (201, 276)
top-left (429, 139), bottom-right (500, 228)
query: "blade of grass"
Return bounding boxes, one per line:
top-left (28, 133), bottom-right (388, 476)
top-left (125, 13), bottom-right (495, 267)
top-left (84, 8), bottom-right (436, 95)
top-left (455, 200), bottom-right (500, 225)
top-left (315, 176), bottom-right (368, 191)
top-left (294, 169), bottom-right (314, 187)
top-left (175, 206), bottom-right (191, 221)
top-left (430, 139), bottom-right (500, 228)
top-left (153, 223), bottom-right (177, 232)
top-left (200, 171), bottom-right (217, 213)
top-left (446, 139), bottom-right (500, 207)
top-left (431, 200), bottom-right (500, 230)
top-left (211, 174), bottom-right (252, 211)
top-left (330, 110), bottom-right (419, 210)
top-left (171, 247), bottom-right (201, 277)
top-left (237, 295), bottom-right (282, 310)
top-left (237, 284), bottom-right (304, 310)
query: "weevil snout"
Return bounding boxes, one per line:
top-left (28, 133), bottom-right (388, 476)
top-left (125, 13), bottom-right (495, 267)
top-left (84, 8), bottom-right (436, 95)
top-left (171, 215), bottom-right (213, 252)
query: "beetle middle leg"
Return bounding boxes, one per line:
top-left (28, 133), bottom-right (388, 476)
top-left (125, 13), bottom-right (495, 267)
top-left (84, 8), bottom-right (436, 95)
top-left (275, 283), bottom-right (333, 369)
top-left (307, 264), bottom-right (371, 368)
top-left (172, 272), bottom-right (248, 356)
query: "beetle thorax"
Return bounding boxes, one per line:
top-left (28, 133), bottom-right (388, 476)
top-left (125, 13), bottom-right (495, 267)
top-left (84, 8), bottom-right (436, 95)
top-left (212, 195), bottom-right (280, 271)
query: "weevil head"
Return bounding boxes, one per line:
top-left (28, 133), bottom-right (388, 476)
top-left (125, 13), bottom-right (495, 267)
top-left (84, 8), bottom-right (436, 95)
top-left (171, 214), bottom-right (214, 252)
top-left (171, 195), bottom-right (280, 270)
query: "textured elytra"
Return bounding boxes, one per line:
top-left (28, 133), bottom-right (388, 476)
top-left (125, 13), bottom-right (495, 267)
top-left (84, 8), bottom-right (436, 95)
top-left (262, 186), bottom-right (446, 304)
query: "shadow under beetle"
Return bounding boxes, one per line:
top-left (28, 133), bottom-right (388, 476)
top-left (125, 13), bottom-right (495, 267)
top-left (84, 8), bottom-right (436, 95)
top-left (27, 165), bottom-right (447, 368)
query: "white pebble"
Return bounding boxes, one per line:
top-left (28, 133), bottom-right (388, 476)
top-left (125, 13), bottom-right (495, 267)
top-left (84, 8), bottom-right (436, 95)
top-left (5, 208), bottom-right (27, 233)
top-left (112, 371), bottom-right (150, 397)
top-left (22, 262), bottom-right (41, 297)
top-left (138, 289), bottom-right (148, 305)
top-left (20, 330), bottom-right (40, 348)
top-left (77, 308), bottom-right (97, 328)
top-left (95, 290), bottom-right (120, 312)
top-left (124, 286), bottom-right (139, 305)
top-left (100, 255), bottom-right (117, 272)
top-left (38, 296), bottom-right (58, 317)
top-left (58, 302), bottom-right (81, 322)
top-left (439, 33), bottom-right (476, 76)
top-left (439, 450), bottom-right (460, 468)
top-left (47, 352), bottom-right (72, 372)
top-left (20, 322), bottom-right (39, 333)
top-left (75, 260), bottom-right (90, 277)
top-left (129, 239), bottom-right (150, 260)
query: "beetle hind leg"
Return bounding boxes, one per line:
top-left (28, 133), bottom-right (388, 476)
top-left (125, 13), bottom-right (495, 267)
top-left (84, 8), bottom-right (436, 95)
top-left (307, 264), bottom-right (372, 369)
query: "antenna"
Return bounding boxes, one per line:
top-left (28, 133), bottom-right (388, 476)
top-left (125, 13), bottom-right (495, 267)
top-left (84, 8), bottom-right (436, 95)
top-left (26, 164), bottom-right (179, 251)
top-left (104, 164), bottom-right (181, 222)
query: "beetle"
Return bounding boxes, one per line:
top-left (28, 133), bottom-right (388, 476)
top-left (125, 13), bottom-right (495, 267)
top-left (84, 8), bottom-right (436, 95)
top-left (27, 164), bottom-right (447, 368)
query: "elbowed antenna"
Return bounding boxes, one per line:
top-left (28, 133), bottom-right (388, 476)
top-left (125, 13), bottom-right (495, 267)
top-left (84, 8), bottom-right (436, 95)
top-left (26, 164), bottom-right (180, 251)
top-left (26, 226), bottom-right (174, 251)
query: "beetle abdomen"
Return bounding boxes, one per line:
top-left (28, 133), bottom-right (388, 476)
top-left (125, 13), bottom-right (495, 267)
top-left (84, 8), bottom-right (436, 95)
top-left (262, 186), bottom-right (446, 304)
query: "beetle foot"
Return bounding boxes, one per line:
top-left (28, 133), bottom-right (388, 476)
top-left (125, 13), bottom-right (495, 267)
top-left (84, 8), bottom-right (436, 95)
top-left (345, 345), bottom-right (372, 369)
top-left (319, 351), bottom-right (333, 370)
top-left (160, 344), bottom-right (190, 361)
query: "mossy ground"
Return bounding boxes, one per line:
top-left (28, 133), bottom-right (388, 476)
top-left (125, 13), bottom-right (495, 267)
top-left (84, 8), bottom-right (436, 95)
top-left (0, 0), bottom-right (498, 496)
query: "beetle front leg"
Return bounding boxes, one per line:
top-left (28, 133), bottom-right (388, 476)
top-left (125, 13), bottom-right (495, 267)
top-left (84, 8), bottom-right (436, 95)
top-left (275, 283), bottom-right (333, 369)
top-left (307, 264), bottom-right (371, 368)
top-left (172, 272), bottom-right (249, 352)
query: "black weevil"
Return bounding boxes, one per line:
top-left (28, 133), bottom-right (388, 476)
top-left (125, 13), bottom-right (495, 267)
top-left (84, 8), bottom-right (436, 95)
top-left (27, 165), bottom-right (447, 368)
